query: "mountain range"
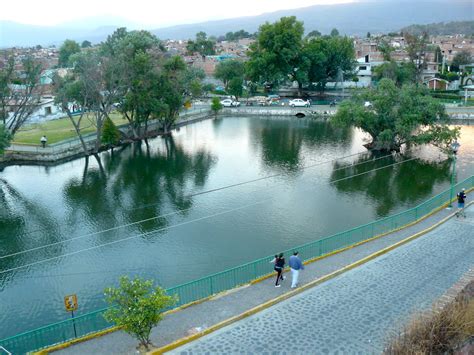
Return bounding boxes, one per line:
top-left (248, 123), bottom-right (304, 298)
top-left (0, 0), bottom-right (472, 48)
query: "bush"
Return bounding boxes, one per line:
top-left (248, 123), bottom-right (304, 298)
top-left (430, 93), bottom-right (461, 100)
top-left (385, 281), bottom-right (474, 354)
top-left (0, 124), bottom-right (11, 154)
top-left (104, 276), bottom-right (177, 350)
top-left (101, 117), bottom-right (121, 146)
top-left (211, 97), bottom-right (223, 115)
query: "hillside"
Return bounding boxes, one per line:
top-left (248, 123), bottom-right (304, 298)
top-left (0, 0), bottom-right (472, 47)
top-left (401, 21), bottom-right (474, 36)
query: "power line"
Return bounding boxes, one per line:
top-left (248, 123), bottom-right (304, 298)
top-left (0, 152), bottom-right (393, 260)
top-left (0, 156), bottom-right (417, 275)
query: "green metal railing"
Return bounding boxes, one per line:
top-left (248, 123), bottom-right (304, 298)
top-left (1, 176), bottom-right (473, 354)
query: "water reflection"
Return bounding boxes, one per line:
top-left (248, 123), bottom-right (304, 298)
top-left (330, 152), bottom-right (451, 216)
top-left (249, 118), bottom-right (352, 173)
top-left (63, 137), bottom-right (216, 235)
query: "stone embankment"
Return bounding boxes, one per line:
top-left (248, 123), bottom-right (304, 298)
top-left (1, 109), bottom-right (212, 166)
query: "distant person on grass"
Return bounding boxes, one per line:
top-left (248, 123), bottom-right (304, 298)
top-left (273, 253), bottom-right (285, 288)
top-left (289, 251), bottom-right (304, 288)
top-left (40, 135), bottom-right (47, 148)
top-left (456, 188), bottom-right (467, 218)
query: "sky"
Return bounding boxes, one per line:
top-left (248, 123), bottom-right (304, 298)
top-left (1, 0), bottom-right (356, 28)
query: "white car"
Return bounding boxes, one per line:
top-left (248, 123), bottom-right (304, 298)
top-left (221, 99), bottom-right (241, 107)
top-left (289, 99), bottom-right (310, 107)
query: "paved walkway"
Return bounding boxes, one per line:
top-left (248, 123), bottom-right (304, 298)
top-left (172, 205), bottom-right (474, 354)
top-left (55, 205), bottom-right (473, 355)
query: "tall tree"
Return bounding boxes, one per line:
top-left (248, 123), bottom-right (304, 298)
top-left (81, 40), bottom-right (92, 48)
top-left (0, 56), bottom-right (43, 136)
top-left (186, 32), bottom-right (216, 56)
top-left (451, 50), bottom-right (472, 72)
top-left (304, 35), bottom-right (355, 92)
top-left (404, 32), bottom-right (429, 82)
top-left (330, 28), bottom-right (340, 37)
top-left (372, 61), bottom-right (416, 87)
top-left (333, 79), bottom-right (459, 152)
top-left (58, 39), bottom-right (81, 67)
top-left (214, 60), bottom-right (245, 90)
top-left (246, 17), bottom-right (308, 93)
top-left (54, 50), bottom-right (119, 154)
top-left (377, 39), bottom-right (394, 61)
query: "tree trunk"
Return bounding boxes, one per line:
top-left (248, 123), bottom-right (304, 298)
top-left (66, 110), bottom-right (89, 155)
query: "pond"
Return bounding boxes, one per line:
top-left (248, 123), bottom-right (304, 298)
top-left (0, 116), bottom-right (473, 338)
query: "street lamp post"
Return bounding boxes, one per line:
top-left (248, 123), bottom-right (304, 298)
top-left (448, 141), bottom-right (461, 208)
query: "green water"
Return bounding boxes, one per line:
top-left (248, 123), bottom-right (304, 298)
top-left (0, 116), bottom-right (473, 338)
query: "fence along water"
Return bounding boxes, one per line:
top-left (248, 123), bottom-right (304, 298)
top-left (1, 175), bottom-right (473, 354)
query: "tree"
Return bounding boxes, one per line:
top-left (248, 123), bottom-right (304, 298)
top-left (330, 28), bottom-right (340, 37)
top-left (367, 32), bottom-right (371, 38)
top-left (246, 17), bottom-right (308, 94)
top-left (81, 40), bottom-right (92, 48)
top-left (214, 60), bottom-right (245, 90)
top-left (333, 79), bottom-right (459, 152)
top-left (101, 117), bottom-right (121, 147)
top-left (377, 39), bottom-right (394, 61)
top-left (305, 35), bottom-right (355, 92)
top-left (0, 124), bottom-right (11, 154)
top-left (211, 97), bottom-right (222, 117)
top-left (58, 39), bottom-right (81, 67)
top-left (54, 49), bottom-right (119, 154)
top-left (404, 32), bottom-right (429, 82)
top-left (228, 77), bottom-right (243, 100)
top-left (0, 55), bottom-right (43, 136)
top-left (104, 276), bottom-right (176, 350)
top-left (451, 50), bottom-right (472, 72)
top-left (186, 32), bottom-right (216, 56)
top-left (306, 30), bottom-right (321, 38)
top-left (372, 61), bottom-right (416, 87)
top-left (434, 46), bottom-right (443, 64)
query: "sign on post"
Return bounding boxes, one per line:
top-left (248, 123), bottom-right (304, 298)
top-left (64, 294), bottom-right (78, 312)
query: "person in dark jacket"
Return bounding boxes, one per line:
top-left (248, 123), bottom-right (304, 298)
top-left (273, 253), bottom-right (285, 287)
top-left (456, 188), bottom-right (467, 218)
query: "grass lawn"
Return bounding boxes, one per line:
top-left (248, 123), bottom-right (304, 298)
top-left (12, 113), bottom-right (127, 145)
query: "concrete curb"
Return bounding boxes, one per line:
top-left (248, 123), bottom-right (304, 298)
top-left (149, 203), bottom-right (472, 354)
top-left (36, 196), bottom-right (472, 354)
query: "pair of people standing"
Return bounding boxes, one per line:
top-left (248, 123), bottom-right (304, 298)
top-left (272, 252), bottom-right (304, 288)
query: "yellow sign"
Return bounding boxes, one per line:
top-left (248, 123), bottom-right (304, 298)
top-left (64, 294), bottom-right (78, 312)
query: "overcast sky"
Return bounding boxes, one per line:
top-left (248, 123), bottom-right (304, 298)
top-left (1, 0), bottom-right (356, 27)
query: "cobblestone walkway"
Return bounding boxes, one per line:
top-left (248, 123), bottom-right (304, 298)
top-left (56, 205), bottom-right (471, 355)
top-left (172, 206), bottom-right (474, 354)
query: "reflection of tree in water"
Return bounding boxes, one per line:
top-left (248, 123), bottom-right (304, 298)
top-left (250, 118), bottom-right (352, 174)
top-left (330, 153), bottom-right (451, 216)
top-left (63, 136), bottom-right (216, 236)
top-left (0, 178), bottom-right (61, 277)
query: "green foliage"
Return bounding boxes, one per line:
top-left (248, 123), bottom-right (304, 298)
top-left (58, 39), bottom-right (81, 67)
top-left (104, 276), bottom-right (176, 349)
top-left (401, 21), bottom-right (474, 36)
top-left (228, 77), bottom-right (243, 99)
top-left (0, 124), bottom-right (11, 154)
top-left (333, 79), bottom-right (459, 152)
top-left (330, 28), bottom-right (340, 37)
top-left (225, 30), bottom-right (252, 41)
top-left (377, 39), bottom-right (394, 61)
top-left (366, 32), bottom-right (371, 38)
top-left (202, 83), bottom-right (215, 94)
top-left (101, 117), bottom-right (121, 146)
top-left (186, 32), bottom-right (216, 55)
top-left (305, 35), bottom-right (355, 91)
top-left (246, 16), bottom-right (307, 88)
top-left (373, 61), bottom-right (416, 87)
top-left (214, 60), bottom-right (245, 89)
top-left (211, 97), bottom-right (223, 114)
top-left (306, 30), bottom-right (321, 38)
top-left (81, 40), bottom-right (92, 48)
top-left (451, 50), bottom-right (472, 72)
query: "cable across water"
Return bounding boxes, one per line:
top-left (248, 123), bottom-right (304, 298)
top-left (0, 151), bottom-right (394, 260)
top-left (0, 156), bottom-right (418, 275)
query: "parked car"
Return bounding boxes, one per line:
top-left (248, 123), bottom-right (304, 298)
top-left (220, 99), bottom-right (241, 107)
top-left (289, 99), bottom-right (311, 107)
